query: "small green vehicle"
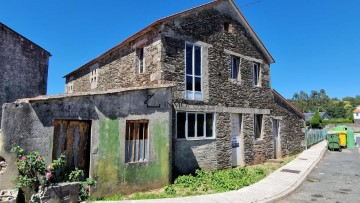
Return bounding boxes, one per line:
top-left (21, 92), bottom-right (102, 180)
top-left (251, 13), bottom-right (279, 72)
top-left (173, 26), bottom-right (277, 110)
top-left (327, 132), bottom-right (341, 151)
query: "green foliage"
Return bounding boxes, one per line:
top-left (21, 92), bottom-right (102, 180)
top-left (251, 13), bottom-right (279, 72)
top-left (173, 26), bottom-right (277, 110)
top-left (10, 146), bottom-right (47, 191)
top-left (310, 110), bottom-right (323, 129)
top-left (79, 178), bottom-right (96, 201)
top-left (68, 168), bottom-right (85, 182)
top-left (173, 168), bottom-right (266, 193)
top-left (164, 184), bottom-right (176, 195)
top-left (11, 146), bottom-right (96, 202)
top-left (290, 89), bottom-right (359, 120)
top-left (322, 118), bottom-right (353, 124)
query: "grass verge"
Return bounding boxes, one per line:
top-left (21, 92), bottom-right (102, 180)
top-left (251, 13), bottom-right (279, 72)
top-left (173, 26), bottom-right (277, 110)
top-left (88, 154), bottom-right (298, 202)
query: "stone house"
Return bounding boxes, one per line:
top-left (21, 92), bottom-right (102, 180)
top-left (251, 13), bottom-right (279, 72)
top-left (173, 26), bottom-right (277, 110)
top-left (0, 0), bottom-right (305, 196)
top-left (0, 22), bottom-right (50, 127)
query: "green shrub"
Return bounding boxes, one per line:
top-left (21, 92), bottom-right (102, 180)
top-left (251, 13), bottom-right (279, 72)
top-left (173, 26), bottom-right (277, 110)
top-left (310, 111), bottom-right (323, 129)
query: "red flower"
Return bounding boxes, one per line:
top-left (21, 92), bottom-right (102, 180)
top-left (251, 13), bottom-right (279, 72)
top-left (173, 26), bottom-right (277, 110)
top-left (20, 156), bottom-right (26, 161)
top-left (37, 156), bottom-right (42, 161)
top-left (84, 185), bottom-right (90, 191)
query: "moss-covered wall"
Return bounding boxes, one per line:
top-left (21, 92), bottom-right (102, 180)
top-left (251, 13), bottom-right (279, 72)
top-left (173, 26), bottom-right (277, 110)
top-left (92, 116), bottom-right (170, 196)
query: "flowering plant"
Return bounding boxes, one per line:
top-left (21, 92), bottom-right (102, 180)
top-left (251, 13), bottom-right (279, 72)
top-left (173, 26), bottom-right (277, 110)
top-left (10, 146), bottom-right (46, 190)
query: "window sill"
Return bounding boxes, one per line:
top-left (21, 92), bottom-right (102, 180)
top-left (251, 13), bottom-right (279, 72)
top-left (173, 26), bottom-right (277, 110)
top-left (254, 139), bottom-right (265, 145)
top-left (125, 160), bottom-right (149, 165)
top-left (177, 137), bottom-right (216, 141)
top-left (229, 78), bottom-right (241, 85)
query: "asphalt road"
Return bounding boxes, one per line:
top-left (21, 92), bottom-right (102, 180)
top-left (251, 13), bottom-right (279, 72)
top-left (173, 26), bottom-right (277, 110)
top-left (279, 146), bottom-right (360, 203)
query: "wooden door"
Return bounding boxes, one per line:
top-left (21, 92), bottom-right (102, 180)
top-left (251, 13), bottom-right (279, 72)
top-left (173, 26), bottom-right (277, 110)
top-left (53, 120), bottom-right (91, 177)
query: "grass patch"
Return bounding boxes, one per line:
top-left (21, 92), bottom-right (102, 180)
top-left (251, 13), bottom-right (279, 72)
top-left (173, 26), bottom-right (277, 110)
top-left (87, 154), bottom-right (298, 202)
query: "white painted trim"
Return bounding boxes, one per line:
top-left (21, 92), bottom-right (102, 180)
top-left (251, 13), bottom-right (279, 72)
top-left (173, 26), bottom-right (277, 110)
top-left (224, 49), bottom-right (264, 64)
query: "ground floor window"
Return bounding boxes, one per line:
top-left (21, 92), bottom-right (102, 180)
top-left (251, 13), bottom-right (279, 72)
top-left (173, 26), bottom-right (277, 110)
top-left (176, 112), bottom-right (214, 139)
top-left (254, 114), bottom-right (263, 139)
top-left (125, 120), bottom-right (149, 163)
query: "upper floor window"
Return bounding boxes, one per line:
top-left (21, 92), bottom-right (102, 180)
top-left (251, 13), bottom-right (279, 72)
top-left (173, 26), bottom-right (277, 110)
top-left (136, 47), bottom-right (145, 74)
top-left (231, 56), bottom-right (241, 80)
top-left (176, 112), bottom-right (214, 139)
top-left (90, 69), bottom-right (98, 89)
top-left (254, 114), bottom-right (263, 139)
top-left (66, 82), bottom-right (73, 93)
top-left (185, 43), bottom-right (202, 100)
top-left (253, 63), bottom-right (261, 86)
top-left (125, 120), bottom-right (149, 163)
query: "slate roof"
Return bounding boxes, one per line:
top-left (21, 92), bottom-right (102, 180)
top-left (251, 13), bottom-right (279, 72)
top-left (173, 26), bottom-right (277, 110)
top-left (304, 112), bottom-right (331, 121)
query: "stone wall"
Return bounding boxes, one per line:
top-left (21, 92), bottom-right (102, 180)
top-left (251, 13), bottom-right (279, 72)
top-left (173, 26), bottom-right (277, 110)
top-left (0, 86), bottom-right (173, 196)
top-left (0, 23), bottom-right (50, 127)
top-left (62, 0), bottom-right (305, 174)
top-left (161, 7), bottom-right (278, 170)
top-left (65, 29), bottom-right (163, 93)
top-left (272, 91), bottom-right (306, 156)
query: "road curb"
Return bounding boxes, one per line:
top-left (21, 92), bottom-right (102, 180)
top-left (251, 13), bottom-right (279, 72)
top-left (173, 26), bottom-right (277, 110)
top-left (260, 140), bottom-right (328, 203)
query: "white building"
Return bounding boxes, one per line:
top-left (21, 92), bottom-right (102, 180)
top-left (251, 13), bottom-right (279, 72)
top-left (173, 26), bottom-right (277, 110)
top-left (353, 107), bottom-right (360, 124)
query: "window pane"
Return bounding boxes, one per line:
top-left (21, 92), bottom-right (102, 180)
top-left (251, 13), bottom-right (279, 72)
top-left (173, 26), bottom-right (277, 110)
top-left (177, 113), bottom-right (186, 139)
top-left (194, 46), bottom-right (201, 76)
top-left (231, 57), bottom-right (239, 79)
top-left (186, 75), bottom-right (193, 91)
top-left (186, 44), bottom-right (193, 75)
top-left (206, 113), bottom-right (213, 137)
top-left (253, 64), bottom-right (259, 85)
top-left (195, 77), bottom-right (201, 91)
top-left (188, 113), bottom-right (195, 137)
top-left (254, 114), bottom-right (263, 139)
top-left (197, 114), bottom-right (204, 137)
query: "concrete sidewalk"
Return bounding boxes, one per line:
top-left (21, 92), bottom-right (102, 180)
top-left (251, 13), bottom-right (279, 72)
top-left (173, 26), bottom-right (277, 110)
top-left (95, 141), bottom-right (327, 203)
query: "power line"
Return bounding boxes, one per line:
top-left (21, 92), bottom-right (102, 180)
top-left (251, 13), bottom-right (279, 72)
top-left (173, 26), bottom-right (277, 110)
top-left (238, 0), bottom-right (266, 8)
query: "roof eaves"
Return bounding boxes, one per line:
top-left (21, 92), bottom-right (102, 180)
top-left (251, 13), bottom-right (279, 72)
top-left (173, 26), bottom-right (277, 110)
top-left (272, 89), bottom-right (304, 119)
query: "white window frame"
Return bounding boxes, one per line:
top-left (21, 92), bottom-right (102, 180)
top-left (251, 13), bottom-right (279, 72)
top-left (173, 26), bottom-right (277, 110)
top-left (231, 56), bottom-right (241, 80)
top-left (185, 42), bottom-right (203, 101)
top-left (66, 82), bottom-right (73, 93)
top-left (176, 112), bottom-right (216, 140)
top-left (136, 47), bottom-right (145, 74)
top-left (90, 69), bottom-right (98, 89)
top-left (253, 63), bottom-right (261, 87)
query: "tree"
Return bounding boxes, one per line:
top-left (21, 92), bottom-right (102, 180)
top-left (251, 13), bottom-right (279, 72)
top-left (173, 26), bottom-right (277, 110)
top-left (310, 111), bottom-right (322, 129)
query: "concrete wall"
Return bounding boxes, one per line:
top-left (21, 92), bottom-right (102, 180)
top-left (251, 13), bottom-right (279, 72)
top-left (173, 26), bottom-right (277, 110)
top-left (0, 23), bottom-right (50, 127)
top-left (0, 87), bottom-right (173, 196)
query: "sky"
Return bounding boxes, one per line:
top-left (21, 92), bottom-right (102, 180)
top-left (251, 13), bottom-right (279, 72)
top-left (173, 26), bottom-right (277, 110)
top-left (1, 0), bottom-right (360, 99)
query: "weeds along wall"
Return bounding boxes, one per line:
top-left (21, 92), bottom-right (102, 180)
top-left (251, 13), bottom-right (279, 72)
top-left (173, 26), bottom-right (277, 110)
top-left (0, 86), bottom-right (173, 196)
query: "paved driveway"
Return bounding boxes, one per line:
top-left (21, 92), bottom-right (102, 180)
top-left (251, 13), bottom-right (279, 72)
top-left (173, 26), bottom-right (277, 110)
top-left (279, 147), bottom-right (360, 203)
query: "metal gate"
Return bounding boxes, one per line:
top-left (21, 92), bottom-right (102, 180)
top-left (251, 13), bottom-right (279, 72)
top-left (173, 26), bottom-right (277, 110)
top-left (52, 120), bottom-right (91, 177)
